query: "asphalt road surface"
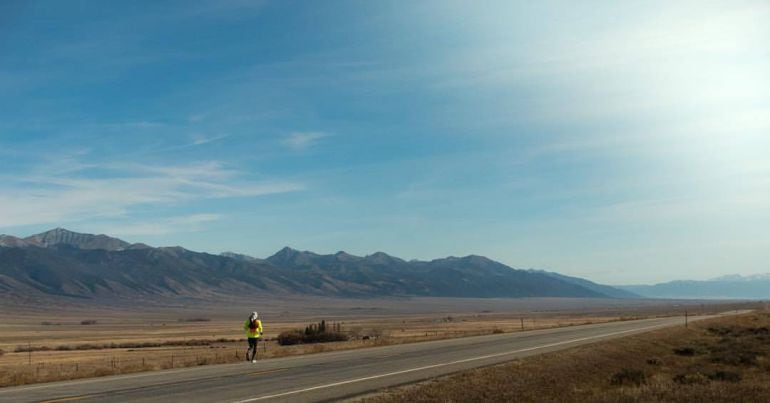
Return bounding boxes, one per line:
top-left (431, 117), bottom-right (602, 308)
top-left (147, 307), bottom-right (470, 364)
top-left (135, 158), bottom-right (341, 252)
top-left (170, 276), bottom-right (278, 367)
top-left (0, 313), bottom-right (736, 403)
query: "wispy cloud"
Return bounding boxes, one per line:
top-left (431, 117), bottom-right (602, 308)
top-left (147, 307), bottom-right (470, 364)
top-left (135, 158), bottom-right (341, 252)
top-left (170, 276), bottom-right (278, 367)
top-left (191, 133), bottom-right (230, 146)
top-left (100, 214), bottom-right (224, 237)
top-left (0, 161), bottom-right (302, 228)
top-left (284, 132), bottom-right (328, 150)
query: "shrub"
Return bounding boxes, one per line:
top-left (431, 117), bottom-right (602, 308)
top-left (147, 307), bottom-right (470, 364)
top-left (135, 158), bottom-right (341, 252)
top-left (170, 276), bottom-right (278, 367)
top-left (308, 331), bottom-right (347, 343)
top-left (15, 345), bottom-right (51, 353)
top-left (707, 326), bottom-right (734, 337)
top-left (709, 370), bottom-right (742, 382)
top-left (610, 368), bottom-right (647, 386)
top-left (711, 351), bottom-right (758, 366)
top-left (80, 320), bottom-right (97, 325)
top-left (492, 329), bottom-right (504, 334)
top-left (673, 372), bottom-right (710, 385)
top-left (750, 327), bottom-right (769, 335)
top-left (708, 338), bottom-right (760, 365)
top-left (673, 346), bottom-right (696, 356)
top-left (277, 320), bottom-right (349, 345)
top-left (277, 331), bottom-right (304, 346)
top-left (646, 357), bottom-right (663, 366)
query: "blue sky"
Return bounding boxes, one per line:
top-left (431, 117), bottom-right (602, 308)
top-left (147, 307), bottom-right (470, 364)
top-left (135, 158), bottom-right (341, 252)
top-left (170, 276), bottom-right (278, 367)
top-left (1, 0), bottom-right (768, 284)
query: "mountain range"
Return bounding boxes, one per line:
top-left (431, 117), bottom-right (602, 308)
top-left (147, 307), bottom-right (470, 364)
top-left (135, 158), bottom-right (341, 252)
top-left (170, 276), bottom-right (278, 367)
top-left (618, 275), bottom-right (770, 300)
top-left (0, 228), bottom-right (636, 301)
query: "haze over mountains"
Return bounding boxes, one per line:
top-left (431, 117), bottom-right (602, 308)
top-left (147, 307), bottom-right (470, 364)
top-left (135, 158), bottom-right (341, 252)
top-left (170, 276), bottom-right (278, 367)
top-left (618, 275), bottom-right (770, 300)
top-left (0, 228), bottom-right (636, 302)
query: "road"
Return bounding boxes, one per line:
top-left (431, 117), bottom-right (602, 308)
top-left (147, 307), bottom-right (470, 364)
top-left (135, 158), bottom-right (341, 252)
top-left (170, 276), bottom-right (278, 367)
top-left (0, 313), bottom-right (731, 403)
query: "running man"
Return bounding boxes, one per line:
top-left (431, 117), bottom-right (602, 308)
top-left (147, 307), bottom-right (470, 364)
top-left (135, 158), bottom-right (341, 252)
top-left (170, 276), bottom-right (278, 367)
top-left (243, 311), bottom-right (263, 363)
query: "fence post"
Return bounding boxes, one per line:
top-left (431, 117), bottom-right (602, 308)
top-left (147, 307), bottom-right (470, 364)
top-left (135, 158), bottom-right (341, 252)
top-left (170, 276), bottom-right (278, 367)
top-left (520, 318), bottom-right (524, 330)
top-left (28, 342), bottom-right (31, 365)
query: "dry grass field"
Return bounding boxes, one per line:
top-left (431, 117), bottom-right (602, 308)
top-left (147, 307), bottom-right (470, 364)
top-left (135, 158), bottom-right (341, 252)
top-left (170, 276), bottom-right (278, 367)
top-left (355, 308), bottom-right (770, 403)
top-left (0, 297), bottom-right (759, 388)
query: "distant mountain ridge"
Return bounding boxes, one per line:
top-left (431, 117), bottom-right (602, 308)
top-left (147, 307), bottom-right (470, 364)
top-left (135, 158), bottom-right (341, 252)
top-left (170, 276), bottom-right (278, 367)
top-left (619, 275), bottom-right (770, 300)
top-left (24, 227), bottom-right (133, 250)
top-left (709, 273), bottom-right (770, 282)
top-left (0, 228), bottom-right (144, 251)
top-left (0, 228), bottom-right (636, 301)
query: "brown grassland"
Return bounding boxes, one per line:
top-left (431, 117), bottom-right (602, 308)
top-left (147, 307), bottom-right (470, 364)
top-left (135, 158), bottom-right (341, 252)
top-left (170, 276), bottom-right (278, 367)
top-left (355, 309), bottom-right (770, 403)
top-left (0, 298), bottom-right (758, 388)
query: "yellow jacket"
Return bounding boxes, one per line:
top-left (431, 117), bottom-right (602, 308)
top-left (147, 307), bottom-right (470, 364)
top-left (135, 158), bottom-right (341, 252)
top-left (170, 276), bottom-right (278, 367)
top-left (244, 319), bottom-right (263, 338)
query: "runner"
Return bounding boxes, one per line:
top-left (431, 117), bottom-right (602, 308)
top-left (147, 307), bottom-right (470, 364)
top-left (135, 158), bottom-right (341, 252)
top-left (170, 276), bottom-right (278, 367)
top-left (243, 311), bottom-right (263, 363)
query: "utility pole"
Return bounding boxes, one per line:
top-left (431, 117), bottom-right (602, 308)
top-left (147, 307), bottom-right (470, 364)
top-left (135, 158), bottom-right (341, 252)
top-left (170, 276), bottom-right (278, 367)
top-left (685, 309), bottom-right (688, 328)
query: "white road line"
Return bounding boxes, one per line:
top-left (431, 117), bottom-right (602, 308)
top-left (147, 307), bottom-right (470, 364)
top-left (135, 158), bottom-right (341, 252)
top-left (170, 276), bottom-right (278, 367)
top-left (233, 322), bottom-right (670, 402)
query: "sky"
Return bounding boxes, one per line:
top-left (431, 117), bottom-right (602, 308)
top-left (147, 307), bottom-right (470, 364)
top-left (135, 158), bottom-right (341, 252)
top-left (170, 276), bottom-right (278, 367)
top-left (1, 0), bottom-right (768, 284)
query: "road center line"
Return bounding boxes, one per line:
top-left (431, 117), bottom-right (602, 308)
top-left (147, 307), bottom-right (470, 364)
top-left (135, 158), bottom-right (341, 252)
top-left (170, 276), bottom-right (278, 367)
top-left (233, 322), bottom-right (671, 402)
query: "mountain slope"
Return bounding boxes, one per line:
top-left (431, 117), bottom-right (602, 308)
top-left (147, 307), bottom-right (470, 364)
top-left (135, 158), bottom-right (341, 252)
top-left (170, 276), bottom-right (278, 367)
top-left (534, 270), bottom-right (641, 299)
top-left (23, 228), bottom-right (132, 251)
top-left (264, 250), bottom-right (616, 298)
top-left (0, 228), bottom-right (632, 301)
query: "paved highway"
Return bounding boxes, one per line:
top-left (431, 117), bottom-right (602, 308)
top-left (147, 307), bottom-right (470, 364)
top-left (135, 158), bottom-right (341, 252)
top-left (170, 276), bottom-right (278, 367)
top-left (0, 313), bottom-right (732, 403)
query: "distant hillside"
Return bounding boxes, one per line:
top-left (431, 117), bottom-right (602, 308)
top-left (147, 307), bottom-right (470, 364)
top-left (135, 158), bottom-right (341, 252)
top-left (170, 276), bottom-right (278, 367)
top-left (533, 270), bottom-right (641, 299)
top-left (0, 228), bottom-right (634, 301)
top-left (619, 275), bottom-right (770, 300)
top-left (220, 251), bottom-right (266, 264)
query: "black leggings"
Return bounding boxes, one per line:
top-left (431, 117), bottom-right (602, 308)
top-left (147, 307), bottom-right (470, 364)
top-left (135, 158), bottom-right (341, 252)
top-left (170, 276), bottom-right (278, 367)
top-left (247, 338), bottom-right (258, 360)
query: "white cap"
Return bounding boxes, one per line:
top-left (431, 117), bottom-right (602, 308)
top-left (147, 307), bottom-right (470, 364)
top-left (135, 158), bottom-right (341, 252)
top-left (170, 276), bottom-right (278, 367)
top-left (251, 311), bottom-right (258, 319)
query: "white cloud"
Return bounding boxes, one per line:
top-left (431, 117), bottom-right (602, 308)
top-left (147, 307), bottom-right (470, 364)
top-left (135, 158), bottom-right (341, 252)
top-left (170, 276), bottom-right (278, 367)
top-left (192, 133), bottom-right (227, 145)
top-left (0, 161), bottom-right (302, 228)
top-left (283, 132), bottom-right (328, 150)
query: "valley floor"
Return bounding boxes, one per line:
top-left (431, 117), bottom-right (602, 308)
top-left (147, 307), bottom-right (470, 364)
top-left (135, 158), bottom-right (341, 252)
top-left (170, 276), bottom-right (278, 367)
top-left (0, 297), bottom-right (758, 388)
